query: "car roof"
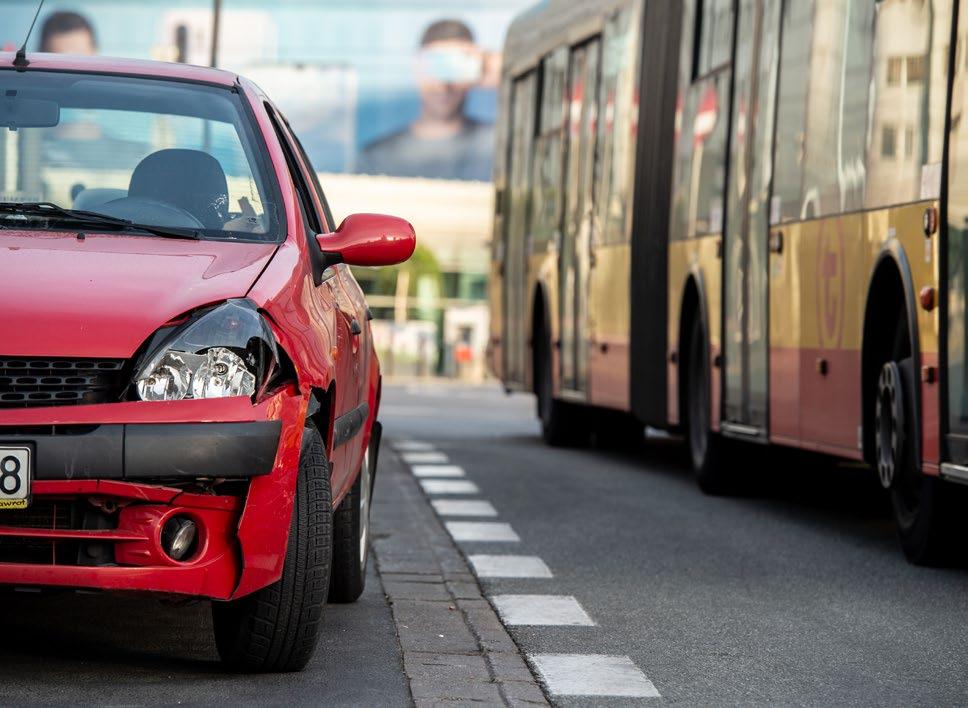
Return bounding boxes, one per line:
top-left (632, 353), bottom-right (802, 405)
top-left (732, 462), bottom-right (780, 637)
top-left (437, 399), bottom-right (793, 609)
top-left (0, 52), bottom-right (238, 88)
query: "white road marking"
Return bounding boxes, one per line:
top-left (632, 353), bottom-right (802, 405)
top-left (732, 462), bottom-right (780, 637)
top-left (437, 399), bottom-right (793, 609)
top-left (419, 479), bottom-right (480, 495)
top-left (392, 440), bottom-right (436, 452)
top-left (469, 555), bottom-right (553, 578)
top-left (411, 464), bottom-right (465, 478)
top-left (528, 654), bottom-right (660, 698)
top-left (431, 500), bottom-right (498, 517)
top-left (491, 595), bottom-right (595, 626)
top-left (445, 522), bottom-right (520, 542)
top-left (401, 451), bottom-right (450, 464)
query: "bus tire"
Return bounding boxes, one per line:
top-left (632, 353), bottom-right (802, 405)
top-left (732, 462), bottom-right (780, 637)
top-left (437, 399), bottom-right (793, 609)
top-left (685, 315), bottom-right (731, 494)
top-left (595, 411), bottom-right (644, 450)
top-left (212, 424), bottom-right (333, 672)
top-left (878, 317), bottom-right (964, 565)
top-left (535, 327), bottom-right (588, 447)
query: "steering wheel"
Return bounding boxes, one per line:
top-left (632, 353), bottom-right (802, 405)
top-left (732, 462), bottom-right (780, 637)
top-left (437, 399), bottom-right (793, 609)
top-left (97, 197), bottom-right (206, 229)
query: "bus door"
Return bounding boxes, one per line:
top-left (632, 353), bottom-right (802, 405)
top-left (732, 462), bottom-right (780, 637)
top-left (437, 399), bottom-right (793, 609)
top-left (721, 0), bottom-right (780, 437)
top-left (560, 39), bottom-right (601, 395)
top-left (503, 73), bottom-right (537, 387)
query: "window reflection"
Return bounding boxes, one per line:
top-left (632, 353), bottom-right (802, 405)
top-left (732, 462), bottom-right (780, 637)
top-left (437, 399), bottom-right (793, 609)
top-left (773, 0), bottom-right (947, 224)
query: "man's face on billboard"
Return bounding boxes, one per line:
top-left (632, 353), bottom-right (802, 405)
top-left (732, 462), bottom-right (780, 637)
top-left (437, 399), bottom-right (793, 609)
top-left (44, 29), bottom-right (97, 55)
top-left (416, 39), bottom-right (482, 122)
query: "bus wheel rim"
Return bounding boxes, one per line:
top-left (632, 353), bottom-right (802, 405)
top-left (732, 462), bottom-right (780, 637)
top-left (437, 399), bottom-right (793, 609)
top-left (875, 362), bottom-right (903, 490)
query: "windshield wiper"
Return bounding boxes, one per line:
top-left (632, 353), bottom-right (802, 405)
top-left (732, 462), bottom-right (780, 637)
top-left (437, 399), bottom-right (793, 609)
top-left (0, 202), bottom-right (200, 240)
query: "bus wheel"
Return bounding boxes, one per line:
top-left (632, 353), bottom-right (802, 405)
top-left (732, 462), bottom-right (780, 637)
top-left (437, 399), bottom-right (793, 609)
top-left (877, 346), bottom-right (963, 565)
top-left (686, 316), bottom-right (730, 494)
top-left (535, 330), bottom-right (588, 447)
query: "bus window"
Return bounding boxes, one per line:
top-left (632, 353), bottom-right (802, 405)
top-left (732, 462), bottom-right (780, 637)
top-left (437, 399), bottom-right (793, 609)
top-left (773, 0), bottom-right (947, 223)
top-left (771, 0), bottom-right (811, 224)
top-left (597, 3), bottom-right (643, 246)
top-left (503, 71), bottom-right (538, 386)
top-left (867, 0), bottom-right (947, 209)
top-left (531, 48), bottom-right (569, 252)
top-left (694, 0), bottom-right (733, 79)
top-left (670, 0), bottom-right (733, 241)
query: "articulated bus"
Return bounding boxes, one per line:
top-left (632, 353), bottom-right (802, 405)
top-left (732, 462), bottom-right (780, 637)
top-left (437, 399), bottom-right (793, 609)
top-left (489, 0), bottom-right (968, 564)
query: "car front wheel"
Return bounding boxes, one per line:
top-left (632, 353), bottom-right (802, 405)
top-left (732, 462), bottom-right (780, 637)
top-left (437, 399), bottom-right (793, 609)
top-left (212, 423), bottom-right (333, 672)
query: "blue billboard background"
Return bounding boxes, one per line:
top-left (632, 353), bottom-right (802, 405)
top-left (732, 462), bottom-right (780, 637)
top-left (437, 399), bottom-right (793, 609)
top-left (0, 0), bottom-right (534, 179)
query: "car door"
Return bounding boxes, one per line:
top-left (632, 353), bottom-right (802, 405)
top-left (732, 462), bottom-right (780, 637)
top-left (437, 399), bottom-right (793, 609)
top-left (284, 122), bottom-right (370, 479)
top-left (267, 106), bottom-right (364, 496)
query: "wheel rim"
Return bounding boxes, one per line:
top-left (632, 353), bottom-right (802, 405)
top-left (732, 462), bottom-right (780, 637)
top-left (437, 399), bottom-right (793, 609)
top-left (875, 362), bottom-right (902, 489)
top-left (882, 359), bottom-right (922, 525)
top-left (359, 448), bottom-right (371, 569)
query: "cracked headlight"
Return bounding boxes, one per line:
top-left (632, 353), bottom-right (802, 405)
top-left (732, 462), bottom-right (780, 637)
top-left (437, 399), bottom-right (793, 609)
top-left (134, 299), bottom-right (277, 402)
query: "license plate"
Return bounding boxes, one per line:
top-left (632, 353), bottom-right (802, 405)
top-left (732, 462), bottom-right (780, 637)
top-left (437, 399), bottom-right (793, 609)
top-left (0, 446), bottom-right (31, 510)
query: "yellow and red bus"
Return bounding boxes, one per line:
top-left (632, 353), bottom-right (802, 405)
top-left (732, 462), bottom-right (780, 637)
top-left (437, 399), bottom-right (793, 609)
top-left (489, 0), bottom-right (968, 564)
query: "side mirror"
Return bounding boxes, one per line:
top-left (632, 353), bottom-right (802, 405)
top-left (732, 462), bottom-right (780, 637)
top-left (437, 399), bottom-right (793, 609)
top-left (316, 213), bottom-right (416, 267)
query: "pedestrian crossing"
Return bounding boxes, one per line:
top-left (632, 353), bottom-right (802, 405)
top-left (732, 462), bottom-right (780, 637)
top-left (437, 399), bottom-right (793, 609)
top-left (391, 438), bottom-right (662, 701)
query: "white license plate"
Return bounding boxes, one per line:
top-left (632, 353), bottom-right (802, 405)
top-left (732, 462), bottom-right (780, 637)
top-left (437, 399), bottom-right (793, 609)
top-left (0, 446), bottom-right (31, 510)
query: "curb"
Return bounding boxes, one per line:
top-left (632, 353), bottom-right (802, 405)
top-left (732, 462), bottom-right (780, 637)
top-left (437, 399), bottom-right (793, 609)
top-left (371, 445), bottom-right (549, 707)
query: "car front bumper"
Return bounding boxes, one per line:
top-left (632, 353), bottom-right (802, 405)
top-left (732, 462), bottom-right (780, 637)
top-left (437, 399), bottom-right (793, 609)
top-left (0, 387), bottom-right (307, 600)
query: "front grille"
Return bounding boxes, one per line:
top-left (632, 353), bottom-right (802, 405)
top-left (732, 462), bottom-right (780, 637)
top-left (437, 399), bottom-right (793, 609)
top-left (0, 501), bottom-right (71, 530)
top-left (0, 501), bottom-right (115, 566)
top-left (0, 358), bottom-right (126, 408)
top-left (0, 501), bottom-right (78, 564)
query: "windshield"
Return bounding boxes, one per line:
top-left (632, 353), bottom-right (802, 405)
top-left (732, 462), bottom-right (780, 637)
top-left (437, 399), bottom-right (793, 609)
top-left (0, 70), bottom-right (280, 241)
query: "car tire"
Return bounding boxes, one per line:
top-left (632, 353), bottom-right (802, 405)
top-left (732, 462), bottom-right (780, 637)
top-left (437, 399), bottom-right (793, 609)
top-left (328, 444), bottom-right (373, 603)
top-left (685, 316), bottom-right (732, 494)
top-left (212, 424), bottom-right (333, 672)
top-left (878, 318), bottom-right (966, 565)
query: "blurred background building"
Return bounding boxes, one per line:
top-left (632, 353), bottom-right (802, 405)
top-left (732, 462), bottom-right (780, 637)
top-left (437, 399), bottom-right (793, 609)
top-left (0, 0), bottom-right (533, 380)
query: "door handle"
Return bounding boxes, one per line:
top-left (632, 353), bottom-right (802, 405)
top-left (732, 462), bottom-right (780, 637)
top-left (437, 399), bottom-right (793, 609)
top-left (350, 319), bottom-right (362, 336)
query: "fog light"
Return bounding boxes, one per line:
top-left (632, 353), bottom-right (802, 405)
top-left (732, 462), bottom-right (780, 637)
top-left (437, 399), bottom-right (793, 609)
top-left (161, 516), bottom-right (198, 561)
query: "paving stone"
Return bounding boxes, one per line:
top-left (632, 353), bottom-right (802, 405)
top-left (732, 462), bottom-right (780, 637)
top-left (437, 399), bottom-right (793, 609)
top-left (392, 599), bottom-right (479, 653)
top-left (410, 678), bottom-right (505, 703)
top-left (415, 696), bottom-right (504, 708)
top-left (381, 572), bottom-right (445, 584)
top-left (384, 580), bottom-right (452, 602)
top-left (458, 599), bottom-right (520, 653)
top-left (501, 681), bottom-right (550, 706)
top-left (445, 579), bottom-right (483, 600)
top-left (488, 652), bottom-right (537, 683)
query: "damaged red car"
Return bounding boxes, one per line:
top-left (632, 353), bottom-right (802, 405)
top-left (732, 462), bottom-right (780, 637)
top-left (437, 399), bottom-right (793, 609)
top-left (0, 52), bottom-right (414, 671)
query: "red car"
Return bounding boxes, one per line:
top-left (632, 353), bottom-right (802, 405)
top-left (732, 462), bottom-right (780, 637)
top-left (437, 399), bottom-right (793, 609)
top-left (0, 52), bottom-right (414, 671)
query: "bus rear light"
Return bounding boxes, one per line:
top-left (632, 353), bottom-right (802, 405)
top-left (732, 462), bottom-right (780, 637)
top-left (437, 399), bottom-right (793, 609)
top-left (919, 286), bottom-right (936, 312)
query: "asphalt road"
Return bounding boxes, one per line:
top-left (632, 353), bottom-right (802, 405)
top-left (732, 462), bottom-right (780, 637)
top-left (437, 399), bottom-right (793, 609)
top-left (380, 381), bottom-right (968, 706)
top-left (0, 514), bottom-right (409, 706)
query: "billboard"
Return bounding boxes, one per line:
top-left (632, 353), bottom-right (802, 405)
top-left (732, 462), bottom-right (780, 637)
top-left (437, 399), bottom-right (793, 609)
top-left (0, 0), bottom-right (534, 181)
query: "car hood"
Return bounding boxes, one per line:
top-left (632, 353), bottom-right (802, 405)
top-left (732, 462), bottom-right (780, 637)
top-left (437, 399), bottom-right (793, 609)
top-left (1, 231), bottom-right (278, 358)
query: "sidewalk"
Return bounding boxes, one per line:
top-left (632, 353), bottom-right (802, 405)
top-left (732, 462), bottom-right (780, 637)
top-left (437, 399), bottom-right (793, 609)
top-left (372, 442), bottom-right (548, 707)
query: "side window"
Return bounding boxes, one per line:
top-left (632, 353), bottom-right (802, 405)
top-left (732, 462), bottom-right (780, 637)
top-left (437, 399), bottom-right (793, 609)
top-left (265, 104), bottom-right (322, 236)
top-left (530, 48), bottom-right (569, 250)
top-left (866, 0), bottom-right (950, 209)
top-left (596, 2), bottom-right (643, 245)
top-left (772, 0), bottom-right (948, 223)
top-left (694, 0), bottom-right (733, 79)
top-left (287, 125), bottom-right (336, 232)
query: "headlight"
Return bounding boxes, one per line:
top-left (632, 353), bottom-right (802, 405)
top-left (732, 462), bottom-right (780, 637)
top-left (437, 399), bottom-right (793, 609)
top-left (134, 299), bottom-right (278, 402)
